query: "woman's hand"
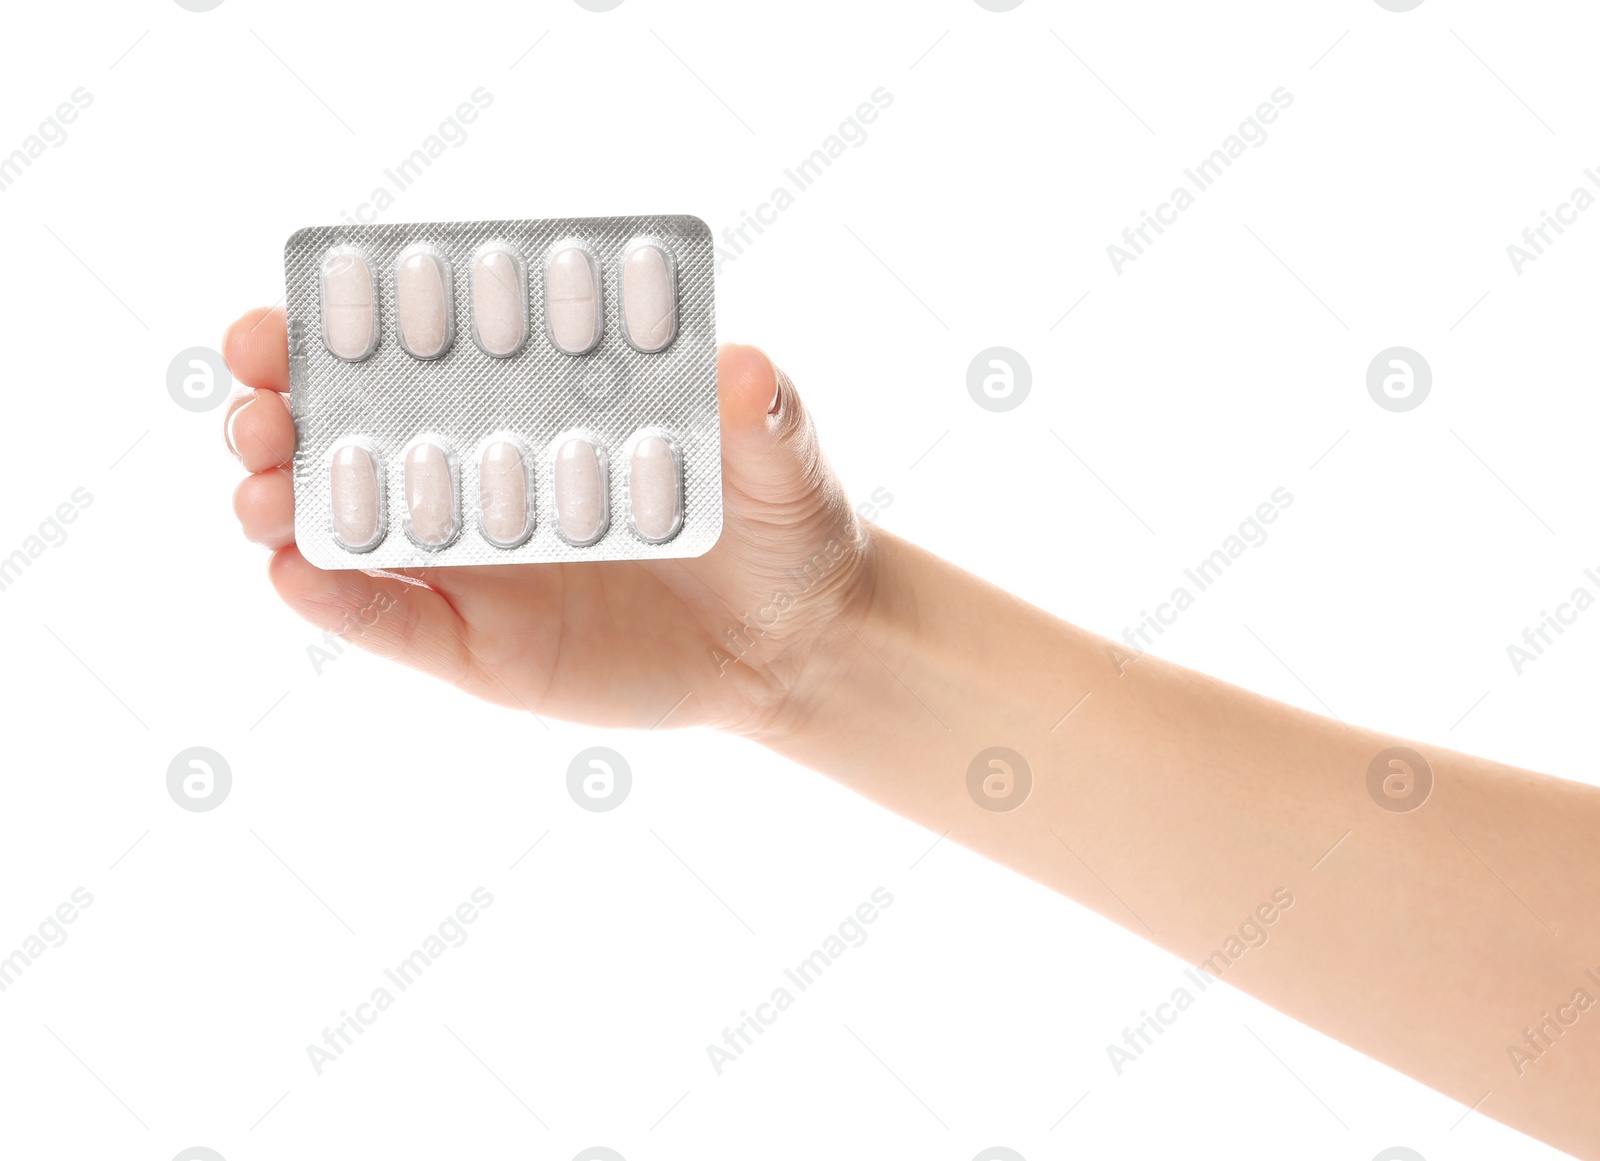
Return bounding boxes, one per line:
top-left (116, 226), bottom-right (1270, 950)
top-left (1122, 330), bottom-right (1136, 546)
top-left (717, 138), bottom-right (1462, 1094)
top-left (223, 306), bottom-right (879, 737)
top-left (224, 306), bottom-right (1600, 1159)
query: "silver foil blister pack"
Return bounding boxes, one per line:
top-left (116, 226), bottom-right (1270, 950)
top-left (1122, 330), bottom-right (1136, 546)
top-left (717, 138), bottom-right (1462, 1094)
top-left (284, 214), bottom-right (722, 569)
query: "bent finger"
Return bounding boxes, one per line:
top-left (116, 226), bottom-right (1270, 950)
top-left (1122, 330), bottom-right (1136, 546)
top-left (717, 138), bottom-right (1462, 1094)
top-left (225, 389), bottom-right (296, 471)
top-left (222, 307), bottom-right (290, 393)
top-left (233, 468), bottom-right (295, 549)
top-left (268, 546), bottom-right (524, 709)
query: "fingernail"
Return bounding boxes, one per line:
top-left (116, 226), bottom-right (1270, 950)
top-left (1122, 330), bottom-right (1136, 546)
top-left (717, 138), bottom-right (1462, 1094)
top-left (223, 393), bottom-right (255, 460)
top-left (769, 370), bottom-right (787, 415)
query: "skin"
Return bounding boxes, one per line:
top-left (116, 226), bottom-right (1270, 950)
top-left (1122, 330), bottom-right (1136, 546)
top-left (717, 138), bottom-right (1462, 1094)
top-left (225, 306), bottom-right (1600, 1158)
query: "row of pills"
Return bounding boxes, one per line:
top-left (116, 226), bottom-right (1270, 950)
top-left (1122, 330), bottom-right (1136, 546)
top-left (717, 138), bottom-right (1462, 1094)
top-left (320, 236), bottom-right (679, 362)
top-left (329, 429), bottom-right (683, 553)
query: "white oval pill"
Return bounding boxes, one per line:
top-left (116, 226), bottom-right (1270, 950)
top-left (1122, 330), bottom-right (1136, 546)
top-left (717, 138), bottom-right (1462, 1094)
top-left (471, 244), bottom-right (527, 357)
top-left (479, 438), bottom-right (532, 548)
top-left (321, 248), bottom-right (378, 361)
top-left (628, 433), bottom-right (682, 542)
top-left (545, 244), bottom-right (602, 355)
top-left (404, 438), bottom-right (457, 549)
top-left (553, 436), bottom-right (608, 545)
top-left (395, 245), bottom-right (453, 359)
top-left (330, 440), bottom-right (384, 551)
top-left (621, 241), bottom-right (677, 353)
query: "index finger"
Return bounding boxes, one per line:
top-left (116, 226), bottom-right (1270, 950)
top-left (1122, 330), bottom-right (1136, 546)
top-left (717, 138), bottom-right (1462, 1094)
top-left (222, 306), bottom-right (289, 393)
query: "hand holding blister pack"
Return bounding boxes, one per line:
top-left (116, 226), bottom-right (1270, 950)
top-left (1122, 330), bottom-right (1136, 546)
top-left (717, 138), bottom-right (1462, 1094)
top-left (283, 214), bottom-right (722, 569)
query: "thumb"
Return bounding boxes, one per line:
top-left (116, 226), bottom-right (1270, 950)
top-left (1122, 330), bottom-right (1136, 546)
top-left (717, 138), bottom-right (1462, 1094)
top-left (715, 343), bottom-right (832, 512)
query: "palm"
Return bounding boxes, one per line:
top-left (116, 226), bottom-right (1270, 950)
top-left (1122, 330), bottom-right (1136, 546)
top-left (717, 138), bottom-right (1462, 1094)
top-left (225, 307), bottom-right (868, 734)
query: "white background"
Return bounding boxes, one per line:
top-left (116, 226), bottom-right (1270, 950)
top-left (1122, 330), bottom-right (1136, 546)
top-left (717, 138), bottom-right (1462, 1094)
top-left (0, 1), bottom-right (1595, 1159)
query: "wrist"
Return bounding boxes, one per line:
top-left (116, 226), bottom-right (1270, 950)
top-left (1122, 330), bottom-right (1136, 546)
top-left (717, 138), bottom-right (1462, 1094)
top-left (744, 520), bottom-right (905, 751)
top-left (749, 527), bottom-right (1057, 770)
top-left (746, 527), bottom-right (1132, 822)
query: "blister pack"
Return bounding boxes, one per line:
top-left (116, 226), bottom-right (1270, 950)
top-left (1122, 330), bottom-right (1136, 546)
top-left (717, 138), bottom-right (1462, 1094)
top-left (283, 214), bottom-right (722, 570)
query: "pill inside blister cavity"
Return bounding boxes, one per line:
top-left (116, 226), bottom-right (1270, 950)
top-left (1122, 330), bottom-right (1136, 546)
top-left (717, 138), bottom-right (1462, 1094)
top-left (471, 243), bottom-right (527, 357)
top-left (628, 433), bottom-right (683, 542)
top-left (621, 241), bottom-right (677, 353)
top-left (545, 244), bottom-right (603, 355)
top-left (330, 440), bottom-right (384, 551)
top-left (320, 248), bottom-right (378, 361)
top-left (479, 438), bottom-right (533, 548)
top-left (403, 438), bottom-right (458, 549)
top-left (395, 245), bottom-right (454, 359)
top-left (553, 436), bottom-right (608, 545)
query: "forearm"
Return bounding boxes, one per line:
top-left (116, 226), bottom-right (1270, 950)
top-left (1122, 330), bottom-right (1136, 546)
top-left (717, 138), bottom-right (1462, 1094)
top-left (762, 528), bottom-right (1600, 1158)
